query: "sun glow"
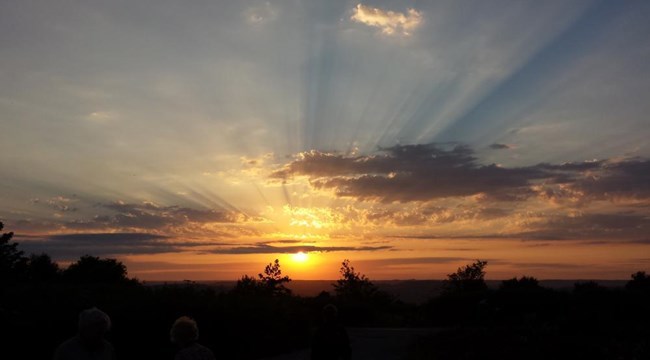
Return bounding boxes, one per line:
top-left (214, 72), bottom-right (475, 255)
top-left (292, 251), bottom-right (309, 263)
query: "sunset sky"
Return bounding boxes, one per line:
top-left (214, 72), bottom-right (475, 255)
top-left (1, 0), bottom-right (649, 280)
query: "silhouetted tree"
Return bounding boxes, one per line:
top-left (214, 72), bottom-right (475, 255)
top-left (500, 276), bottom-right (541, 291)
top-left (333, 259), bottom-right (377, 301)
top-left (26, 253), bottom-right (60, 282)
top-left (444, 260), bottom-right (488, 293)
top-left (233, 259), bottom-right (291, 296)
top-left (626, 271), bottom-right (650, 292)
top-left (0, 221), bottom-right (27, 283)
top-left (63, 255), bottom-right (132, 284)
top-left (573, 280), bottom-right (606, 293)
top-left (258, 259), bottom-right (291, 296)
top-left (232, 274), bottom-right (262, 295)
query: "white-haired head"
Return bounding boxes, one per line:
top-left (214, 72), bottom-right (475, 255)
top-left (78, 307), bottom-right (111, 343)
top-left (170, 316), bottom-right (199, 346)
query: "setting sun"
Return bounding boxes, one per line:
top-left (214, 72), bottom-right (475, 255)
top-left (292, 252), bottom-right (309, 263)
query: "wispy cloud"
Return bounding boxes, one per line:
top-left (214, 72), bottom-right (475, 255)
top-left (488, 143), bottom-right (513, 150)
top-left (389, 211), bottom-right (650, 242)
top-left (356, 257), bottom-right (466, 267)
top-left (16, 232), bottom-right (232, 259)
top-left (57, 201), bottom-right (249, 232)
top-left (209, 243), bottom-right (392, 255)
top-left (46, 196), bottom-right (78, 212)
top-left (7, 200), bottom-right (258, 239)
top-left (243, 1), bottom-right (278, 25)
top-left (351, 4), bottom-right (422, 36)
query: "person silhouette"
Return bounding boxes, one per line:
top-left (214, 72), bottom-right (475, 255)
top-left (170, 316), bottom-right (216, 360)
top-left (53, 307), bottom-right (117, 360)
top-left (311, 304), bottom-right (351, 360)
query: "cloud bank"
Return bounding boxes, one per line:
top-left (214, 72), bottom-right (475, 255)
top-left (271, 143), bottom-right (650, 204)
top-left (16, 232), bottom-right (231, 259)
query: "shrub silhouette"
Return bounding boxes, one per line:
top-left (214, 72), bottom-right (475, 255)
top-left (500, 276), bottom-right (541, 291)
top-left (0, 221), bottom-right (27, 283)
top-left (232, 259), bottom-right (291, 296)
top-left (63, 255), bottom-right (134, 284)
top-left (333, 259), bottom-right (378, 301)
top-left (626, 271), bottom-right (650, 292)
top-left (331, 259), bottom-right (398, 326)
top-left (232, 274), bottom-right (261, 296)
top-left (444, 259), bottom-right (488, 294)
top-left (573, 280), bottom-right (606, 293)
top-left (26, 253), bottom-right (60, 282)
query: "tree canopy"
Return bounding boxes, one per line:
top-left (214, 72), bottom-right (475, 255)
top-left (444, 260), bottom-right (488, 294)
top-left (63, 255), bottom-right (131, 284)
top-left (233, 259), bottom-right (291, 296)
top-left (0, 221), bottom-right (27, 283)
top-left (333, 259), bottom-right (378, 301)
top-left (626, 271), bottom-right (650, 292)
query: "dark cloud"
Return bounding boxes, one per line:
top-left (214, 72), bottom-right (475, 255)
top-left (123, 261), bottom-right (220, 271)
top-left (572, 159), bottom-right (650, 200)
top-left (45, 232), bottom-right (170, 243)
top-left (9, 219), bottom-right (64, 233)
top-left (16, 232), bottom-right (232, 259)
top-left (488, 143), bottom-right (512, 150)
top-left (508, 262), bottom-right (585, 269)
top-left (271, 143), bottom-right (650, 204)
top-left (96, 201), bottom-right (241, 229)
top-left (362, 206), bottom-right (511, 226)
top-left (39, 201), bottom-right (247, 231)
top-left (388, 234), bottom-right (501, 240)
top-left (387, 212), bottom-right (649, 242)
top-left (258, 239), bottom-right (307, 245)
top-left (534, 161), bottom-right (605, 172)
top-left (271, 144), bottom-right (543, 202)
top-left (208, 243), bottom-right (392, 255)
top-left (518, 213), bottom-right (650, 241)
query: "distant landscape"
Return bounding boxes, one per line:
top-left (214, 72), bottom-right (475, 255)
top-left (147, 279), bottom-right (630, 304)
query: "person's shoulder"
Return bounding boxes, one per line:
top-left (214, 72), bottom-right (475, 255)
top-left (176, 343), bottom-right (215, 360)
top-left (54, 336), bottom-right (81, 359)
top-left (102, 339), bottom-right (115, 349)
top-left (102, 339), bottom-right (116, 355)
top-left (58, 335), bottom-right (81, 347)
top-left (194, 343), bottom-right (216, 359)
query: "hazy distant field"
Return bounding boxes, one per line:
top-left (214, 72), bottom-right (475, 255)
top-left (145, 279), bottom-right (628, 304)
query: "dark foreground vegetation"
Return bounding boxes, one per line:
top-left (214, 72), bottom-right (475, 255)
top-left (2, 222), bottom-right (649, 359)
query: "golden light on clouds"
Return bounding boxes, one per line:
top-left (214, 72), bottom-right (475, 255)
top-left (285, 205), bottom-right (346, 230)
top-left (351, 4), bottom-right (422, 35)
